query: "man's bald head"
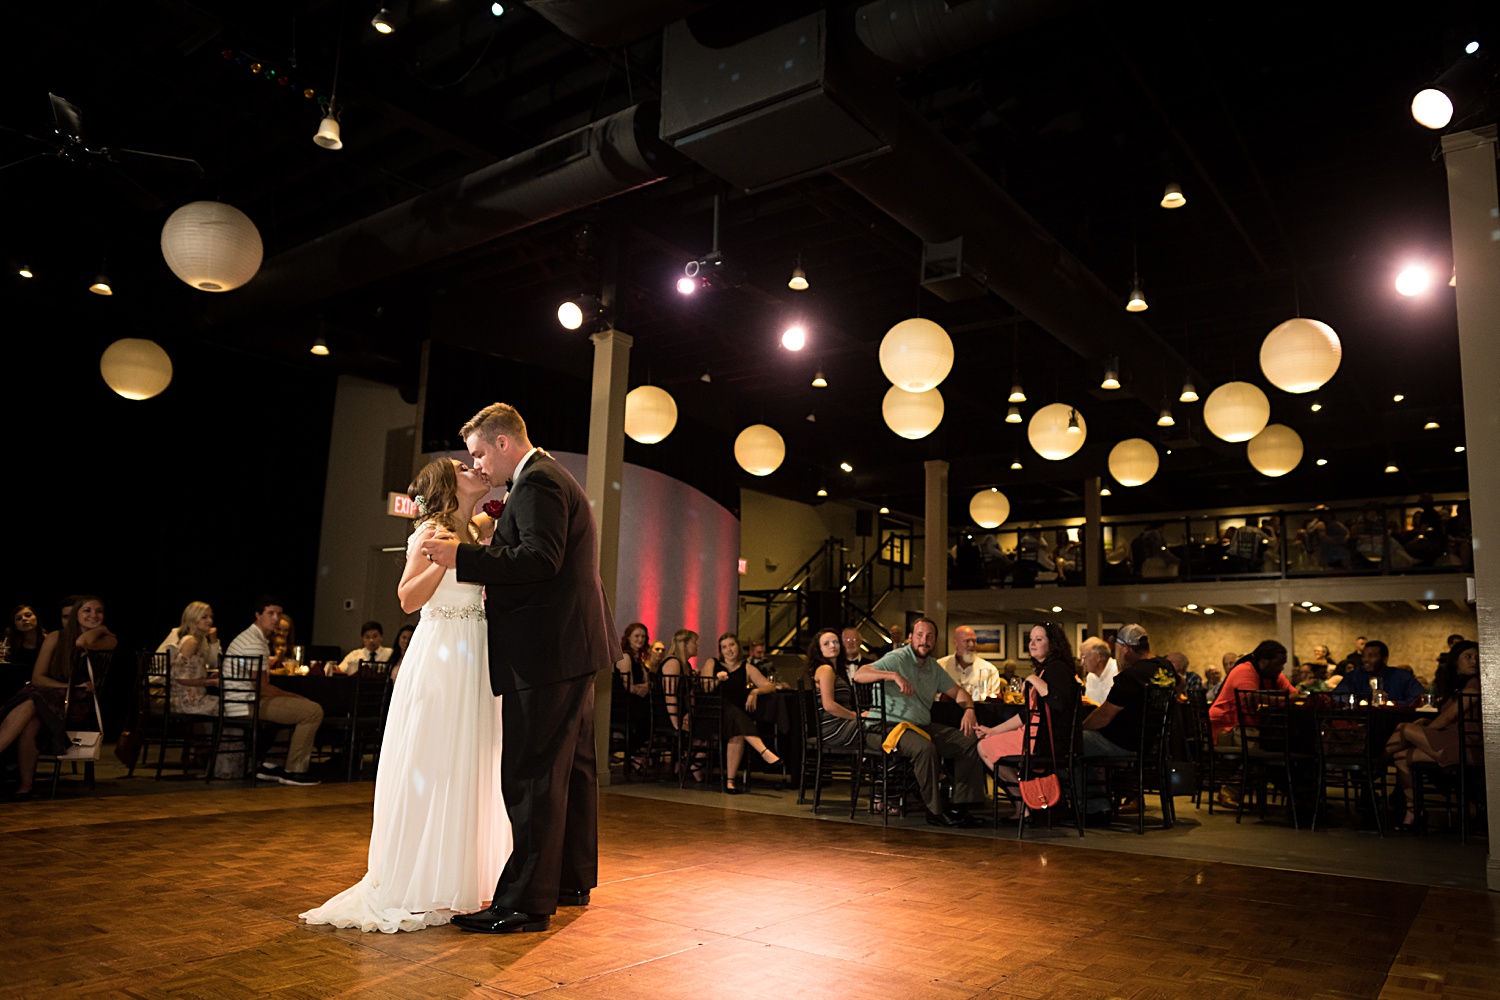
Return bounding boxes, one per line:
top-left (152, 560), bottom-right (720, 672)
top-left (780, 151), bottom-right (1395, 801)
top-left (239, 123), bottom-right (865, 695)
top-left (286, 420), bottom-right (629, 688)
top-left (1080, 637), bottom-right (1111, 675)
top-left (1165, 652), bottom-right (1190, 677)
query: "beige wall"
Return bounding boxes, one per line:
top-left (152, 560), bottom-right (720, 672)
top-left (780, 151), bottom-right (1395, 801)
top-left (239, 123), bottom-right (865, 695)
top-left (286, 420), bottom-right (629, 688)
top-left (738, 489), bottom-right (861, 590)
top-left (312, 376), bottom-right (419, 649)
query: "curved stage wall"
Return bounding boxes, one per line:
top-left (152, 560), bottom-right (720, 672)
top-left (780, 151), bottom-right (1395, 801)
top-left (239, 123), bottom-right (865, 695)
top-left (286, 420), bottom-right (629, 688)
top-left (432, 449), bottom-right (741, 648)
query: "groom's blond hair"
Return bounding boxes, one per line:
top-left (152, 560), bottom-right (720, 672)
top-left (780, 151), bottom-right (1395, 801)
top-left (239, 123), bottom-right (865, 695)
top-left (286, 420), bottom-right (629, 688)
top-left (461, 403), bottom-right (527, 445)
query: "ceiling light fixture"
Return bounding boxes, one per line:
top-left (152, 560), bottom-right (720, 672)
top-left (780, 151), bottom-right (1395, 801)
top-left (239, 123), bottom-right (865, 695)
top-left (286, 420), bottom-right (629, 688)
top-left (1160, 181), bottom-right (1186, 209)
top-left (1125, 279), bottom-right (1148, 312)
top-left (1008, 382), bottom-right (1027, 403)
top-left (1202, 607), bottom-right (1215, 615)
top-left (1395, 265), bottom-right (1433, 296)
top-left (18, 266), bottom-right (33, 279)
top-left (700, 369), bottom-right (712, 383)
top-left (1310, 401), bottom-right (1323, 412)
top-left (1427, 603), bottom-right (1441, 611)
top-left (1010, 459), bottom-right (1023, 470)
top-left (1316, 458), bottom-right (1327, 466)
top-left (781, 324), bottom-right (807, 351)
top-left (1005, 405), bottom-right (1022, 424)
top-left (1186, 604), bottom-right (1198, 611)
top-left (1455, 445), bottom-right (1466, 453)
top-left (676, 276), bottom-right (697, 295)
top-left (314, 20), bottom-right (346, 149)
top-left (490, 2), bottom-right (505, 14)
top-left (1309, 606), bottom-right (1322, 613)
top-left (788, 253), bottom-right (808, 291)
top-left (1066, 408), bottom-right (1081, 434)
top-left (1100, 487), bottom-right (1112, 496)
top-left (1424, 421), bottom-right (1440, 430)
top-left (1157, 402), bottom-right (1175, 427)
top-left (1301, 601), bottom-right (1313, 607)
top-left (839, 462), bottom-right (853, 473)
top-left (1411, 50), bottom-right (1492, 130)
top-left (88, 267), bottom-right (113, 296)
top-left (1392, 393), bottom-right (1405, 402)
top-left (1100, 358), bottom-right (1120, 390)
top-left (1051, 605), bottom-right (1063, 613)
top-left (1385, 463), bottom-right (1400, 473)
top-left (879, 507), bottom-right (889, 514)
top-left (556, 293), bottom-right (606, 332)
top-left (811, 370), bottom-right (827, 388)
top-left (1179, 379), bottom-right (1198, 403)
top-left (310, 337), bottom-right (329, 356)
top-left (816, 488), bottom-right (828, 498)
top-left (371, 7), bottom-right (395, 33)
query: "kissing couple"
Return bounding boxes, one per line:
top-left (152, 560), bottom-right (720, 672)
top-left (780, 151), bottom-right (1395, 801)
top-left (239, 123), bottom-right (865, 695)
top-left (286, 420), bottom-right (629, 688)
top-left (302, 402), bottom-right (616, 934)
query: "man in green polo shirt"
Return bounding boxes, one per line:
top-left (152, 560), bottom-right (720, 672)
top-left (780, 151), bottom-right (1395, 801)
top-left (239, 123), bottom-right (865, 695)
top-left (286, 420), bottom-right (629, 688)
top-left (855, 617), bottom-right (986, 827)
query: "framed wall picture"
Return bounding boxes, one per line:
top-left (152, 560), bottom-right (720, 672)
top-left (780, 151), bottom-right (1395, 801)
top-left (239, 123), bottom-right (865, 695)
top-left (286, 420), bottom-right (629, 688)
top-left (1017, 623), bottom-right (1037, 657)
top-left (1074, 622), bottom-right (1089, 652)
top-left (969, 625), bottom-right (1005, 661)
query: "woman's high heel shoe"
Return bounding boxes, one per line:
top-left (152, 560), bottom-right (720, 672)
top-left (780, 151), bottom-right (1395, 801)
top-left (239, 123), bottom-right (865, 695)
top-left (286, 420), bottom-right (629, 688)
top-left (1392, 813), bottom-right (1427, 835)
top-left (758, 747), bottom-right (781, 766)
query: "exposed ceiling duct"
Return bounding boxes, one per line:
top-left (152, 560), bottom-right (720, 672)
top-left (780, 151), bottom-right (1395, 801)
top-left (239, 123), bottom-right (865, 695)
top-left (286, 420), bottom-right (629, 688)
top-left (526, 0), bottom-right (721, 48)
top-left (211, 102), bottom-right (682, 320)
top-left (852, 0), bottom-right (1079, 73)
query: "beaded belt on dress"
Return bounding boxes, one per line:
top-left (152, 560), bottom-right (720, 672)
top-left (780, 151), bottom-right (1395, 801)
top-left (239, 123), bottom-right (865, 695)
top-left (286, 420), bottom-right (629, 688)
top-left (422, 605), bottom-right (486, 621)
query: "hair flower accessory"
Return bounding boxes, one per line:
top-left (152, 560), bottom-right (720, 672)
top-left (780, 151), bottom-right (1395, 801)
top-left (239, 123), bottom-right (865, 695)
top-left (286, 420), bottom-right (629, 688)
top-left (413, 494), bottom-right (430, 515)
top-left (482, 499), bottom-right (506, 518)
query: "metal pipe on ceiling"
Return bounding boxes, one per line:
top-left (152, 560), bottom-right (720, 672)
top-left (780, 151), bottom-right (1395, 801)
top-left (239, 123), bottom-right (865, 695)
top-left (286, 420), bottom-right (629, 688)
top-left (208, 102), bottom-right (683, 320)
top-left (852, 0), bottom-right (1079, 73)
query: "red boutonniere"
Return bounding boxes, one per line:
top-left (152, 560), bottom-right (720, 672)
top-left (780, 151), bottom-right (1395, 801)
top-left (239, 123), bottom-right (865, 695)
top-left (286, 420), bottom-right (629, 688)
top-left (482, 500), bottom-right (505, 518)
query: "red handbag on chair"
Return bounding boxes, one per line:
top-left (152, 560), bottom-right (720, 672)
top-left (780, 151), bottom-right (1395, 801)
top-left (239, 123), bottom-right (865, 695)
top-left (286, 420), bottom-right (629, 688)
top-left (1018, 692), bottom-right (1062, 810)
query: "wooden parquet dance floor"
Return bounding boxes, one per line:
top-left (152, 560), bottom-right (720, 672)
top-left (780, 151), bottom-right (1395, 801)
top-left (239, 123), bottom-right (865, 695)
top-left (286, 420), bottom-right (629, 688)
top-left (3, 784), bottom-right (1498, 999)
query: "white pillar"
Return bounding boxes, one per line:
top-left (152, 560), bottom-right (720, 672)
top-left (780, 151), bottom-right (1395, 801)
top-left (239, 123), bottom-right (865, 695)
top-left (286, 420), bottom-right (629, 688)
top-left (585, 328), bottom-right (632, 785)
top-left (1441, 125), bottom-right (1500, 885)
top-left (924, 459), bottom-right (950, 654)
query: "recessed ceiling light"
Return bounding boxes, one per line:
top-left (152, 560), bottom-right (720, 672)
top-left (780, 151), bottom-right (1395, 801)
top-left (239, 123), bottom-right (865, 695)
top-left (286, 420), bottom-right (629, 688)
top-left (1051, 606), bottom-right (1062, 613)
top-left (1455, 445), bottom-right (1466, 453)
top-left (1202, 607), bottom-right (1215, 615)
top-left (1384, 463), bottom-right (1399, 473)
top-left (1392, 393), bottom-right (1405, 402)
top-left (1010, 460), bottom-right (1023, 470)
top-left (18, 266), bottom-right (33, 279)
top-left (1426, 603), bottom-right (1440, 611)
top-left (1300, 601), bottom-right (1312, 607)
top-left (1316, 458), bottom-right (1327, 466)
top-left (1100, 487), bottom-right (1112, 496)
top-left (878, 506), bottom-right (889, 514)
top-left (1395, 267), bottom-right (1432, 297)
top-left (1186, 604), bottom-right (1198, 611)
top-left (1308, 606), bottom-right (1322, 613)
top-left (1310, 402), bottom-right (1322, 412)
top-left (839, 462), bottom-right (853, 473)
top-left (781, 325), bottom-right (807, 351)
top-left (1424, 421), bottom-right (1439, 430)
top-left (816, 488), bottom-right (828, 497)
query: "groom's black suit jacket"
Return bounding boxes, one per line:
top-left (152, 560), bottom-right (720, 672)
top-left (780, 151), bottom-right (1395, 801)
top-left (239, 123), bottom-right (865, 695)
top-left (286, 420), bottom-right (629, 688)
top-left (455, 451), bottom-right (616, 695)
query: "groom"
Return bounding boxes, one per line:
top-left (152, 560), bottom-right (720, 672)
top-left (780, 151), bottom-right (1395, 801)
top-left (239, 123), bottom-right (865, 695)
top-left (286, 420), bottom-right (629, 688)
top-left (422, 402), bottom-right (616, 933)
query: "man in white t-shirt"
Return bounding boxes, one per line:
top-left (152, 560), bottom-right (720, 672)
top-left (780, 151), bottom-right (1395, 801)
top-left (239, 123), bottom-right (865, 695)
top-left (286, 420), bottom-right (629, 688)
top-left (336, 621), bottom-right (395, 676)
top-left (936, 625), bottom-right (1004, 702)
top-left (225, 596), bottom-right (324, 786)
top-left (1080, 636), bottom-right (1117, 704)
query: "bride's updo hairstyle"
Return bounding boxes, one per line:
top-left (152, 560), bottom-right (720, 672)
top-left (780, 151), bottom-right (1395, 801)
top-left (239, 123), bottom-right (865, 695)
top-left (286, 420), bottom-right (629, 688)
top-left (407, 459), bottom-right (473, 541)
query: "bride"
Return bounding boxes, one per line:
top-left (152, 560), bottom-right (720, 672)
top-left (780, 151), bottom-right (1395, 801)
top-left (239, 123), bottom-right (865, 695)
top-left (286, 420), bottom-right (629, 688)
top-left (301, 458), bottom-right (510, 933)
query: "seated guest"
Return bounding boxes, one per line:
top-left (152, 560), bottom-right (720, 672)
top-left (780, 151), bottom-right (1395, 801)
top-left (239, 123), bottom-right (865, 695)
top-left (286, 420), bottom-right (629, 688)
top-left (837, 627), bottom-right (869, 684)
top-left (998, 658), bottom-right (1021, 691)
top-left (806, 629), bottom-right (864, 753)
top-left (1208, 641), bottom-right (1292, 745)
top-left (614, 622), bottom-right (653, 771)
top-left (167, 602), bottom-right (221, 716)
top-left (657, 629), bottom-right (699, 777)
top-left (1165, 652), bottom-right (1202, 697)
top-left (1339, 636), bottom-right (1367, 673)
top-left (888, 622), bottom-right (906, 648)
top-left (1331, 640), bottom-right (1425, 705)
top-left (854, 617), bottom-right (986, 827)
top-left (1204, 666), bottom-right (1224, 704)
top-left (1386, 640), bottom-right (1480, 832)
top-left (1306, 644), bottom-right (1331, 666)
top-left (648, 639), bottom-right (666, 670)
top-left (388, 623), bottom-right (416, 681)
top-left (937, 625), bottom-right (1004, 703)
top-left (0, 595), bottom-right (116, 800)
top-left (226, 596), bottom-right (323, 786)
top-left (1297, 662), bottom-right (1332, 694)
top-left (976, 623), bottom-right (1082, 818)
top-left (711, 633), bottom-right (781, 793)
top-left (337, 621), bottom-right (394, 675)
top-left (1079, 624), bottom-right (1179, 815)
top-left (3, 606), bottom-right (47, 700)
top-left (1080, 637), bottom-right (1117, 705)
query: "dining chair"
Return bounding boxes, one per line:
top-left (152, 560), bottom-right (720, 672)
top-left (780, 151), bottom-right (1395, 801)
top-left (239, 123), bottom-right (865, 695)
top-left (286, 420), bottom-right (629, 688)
top-left (993, 692), bottom-right (1085, 839)
top-left (206, 654), bottom-right (264, 782)
top-left (1081, 685), bottom-right (1175, 834)
top-left (1234, 689), bottom-right (1312, 828)
top-left (849, 681), bottom-right (917, 825)
top-left (1410, 692), bottom-right (1485, 842)
top-left (318, 658), bottom-right (393, 781)
top-left (1310, 701), bottom-right (1385, 836)
top-left (798, 677), bottom-right (862, 813)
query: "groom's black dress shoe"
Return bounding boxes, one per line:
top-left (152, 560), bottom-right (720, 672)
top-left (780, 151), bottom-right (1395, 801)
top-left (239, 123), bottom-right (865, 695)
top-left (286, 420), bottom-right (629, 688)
top-left (558, 889), bottom-right (591, 907)
top-left (450, 907), bottom-right (550, 934)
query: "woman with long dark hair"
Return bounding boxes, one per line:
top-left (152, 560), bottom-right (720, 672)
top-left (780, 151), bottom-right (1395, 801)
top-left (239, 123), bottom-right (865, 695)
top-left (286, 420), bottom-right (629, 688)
top-left (805, 628), bottom-right (863, 753)
top-left (615, 622), bottom-right (653, 771)
top-left (975, 622), bottom-right (1081, 817)
top-left (3, 605), bottom-right (47, 702)
top-left (0, 595), bottom-right (116, 800)
top-left (712, 633), bottom-right (781, 793)
top-left (1385, 640), bottom-right (1481, 832)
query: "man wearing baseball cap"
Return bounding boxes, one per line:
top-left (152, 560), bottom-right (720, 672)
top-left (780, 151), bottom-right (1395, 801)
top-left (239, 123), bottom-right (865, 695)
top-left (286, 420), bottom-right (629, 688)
top-left (1079, 624), bottom-right (1180, 816)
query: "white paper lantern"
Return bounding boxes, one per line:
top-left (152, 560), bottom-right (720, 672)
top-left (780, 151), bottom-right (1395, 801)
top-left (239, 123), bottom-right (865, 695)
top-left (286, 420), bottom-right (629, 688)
top-left (623, 385), bottom-right (677, 444)
top-left (734, 424), bottom-right (785, 476)
top-left (1108, 438), bottom-right (1160, 487)
top-left (100, 338), bottom-right (173, 400)
top-left (1203, 381), bottom-right (1270, 442)
top-left (1260, 317), bottom-right (1341, 393)
top-left (879, 318), bottom-right (953, 391)
top-left (881, 385), bottom-right (944, 439)
top-left (1247, 423), bottom-right (1304, 477)
top-left (160, 201), bottom-right (264, 292)
top-left (969, 489), bottom-right (1010, 529)
top-left (1027, 402), bottom-right (1087, 460)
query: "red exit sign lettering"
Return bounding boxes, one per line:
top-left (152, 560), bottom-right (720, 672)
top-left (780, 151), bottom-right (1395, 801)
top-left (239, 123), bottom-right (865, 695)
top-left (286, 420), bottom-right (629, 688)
top-left (388, 492), bottom-right (418, 518)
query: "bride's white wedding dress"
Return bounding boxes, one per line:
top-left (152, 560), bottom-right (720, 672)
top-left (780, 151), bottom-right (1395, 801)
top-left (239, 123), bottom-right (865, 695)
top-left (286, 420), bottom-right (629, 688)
top-left (300, 523), bottom-right (509, 933)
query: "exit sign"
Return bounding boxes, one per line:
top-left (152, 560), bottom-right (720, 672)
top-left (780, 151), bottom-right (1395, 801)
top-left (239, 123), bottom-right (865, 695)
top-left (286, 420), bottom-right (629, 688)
top-left (388, 492), bottom-right (418, 518)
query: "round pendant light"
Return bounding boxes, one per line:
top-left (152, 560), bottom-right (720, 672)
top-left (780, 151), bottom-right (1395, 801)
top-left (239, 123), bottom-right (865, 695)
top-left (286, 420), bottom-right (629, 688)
top-left (969, 488), bottom-right (1010, 529)
top-left (1203, 381), bottom-right (1271, 442)
top-left (1027, 402), bottom-right (1087, 460)
top-left (1259, 317), bottom-right (1341, 393)
top-left (734, 424), bottom-right (785, 476)
top-left (160, 201), bottom-right (264, 292)
top-left (100, 338), bottom-right (173, 400)
top-left (1107, 438), bottom-right (1160, 486)
top-left (881, 385), bottom-right (944, 439)
top-left (878, 318), bottom-right (953, 392)
top-left (1247, 423), bottom-right (1304, 477)
top-left (623, 385), bottom-right (678, 444)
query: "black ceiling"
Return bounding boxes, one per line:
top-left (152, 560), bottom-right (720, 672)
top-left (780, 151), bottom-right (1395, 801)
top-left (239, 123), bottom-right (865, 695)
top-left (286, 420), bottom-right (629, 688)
top-left (3, 1), bottom-right (1489, 527)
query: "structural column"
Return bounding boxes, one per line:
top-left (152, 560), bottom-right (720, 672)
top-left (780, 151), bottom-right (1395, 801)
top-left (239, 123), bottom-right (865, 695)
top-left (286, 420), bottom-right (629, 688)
top-left (923, 459), bottom-right (949, 654)
top-left (1084, 475), bottom-right (1103, 641)
top-left (585, 328), bottom-right (633, 785)
top-left (1275, 600), bottom-right (1293, 662)
top-left (1442, 126), bottom-right (1500, 884)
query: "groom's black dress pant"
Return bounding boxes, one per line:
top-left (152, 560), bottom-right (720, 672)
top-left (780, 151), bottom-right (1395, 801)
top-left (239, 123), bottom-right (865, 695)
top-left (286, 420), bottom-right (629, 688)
top-left (494, 671), bottom-right (598, 916)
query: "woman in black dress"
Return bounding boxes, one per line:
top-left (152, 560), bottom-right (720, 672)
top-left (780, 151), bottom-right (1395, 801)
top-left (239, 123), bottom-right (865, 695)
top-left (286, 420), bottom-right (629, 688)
top-left (0, 595), bottom-right (116, 799)
top-left (614, 622), bottom-right (654, 772)
top-left (805, 628), bottom-right (863, 751)
top-left (712, 633), bottom-right (780, 793)
top-left (3, 605), bottom-right (46, 703)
